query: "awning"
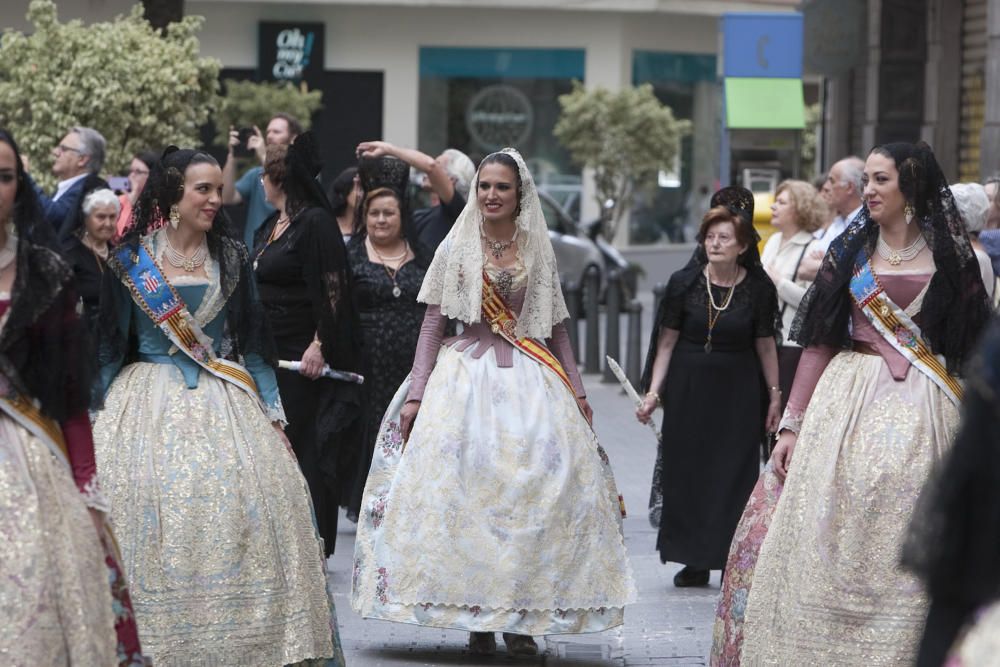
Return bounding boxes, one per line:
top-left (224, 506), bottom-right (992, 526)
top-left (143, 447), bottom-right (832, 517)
top-left (724, 77), bottom-right (805, 130)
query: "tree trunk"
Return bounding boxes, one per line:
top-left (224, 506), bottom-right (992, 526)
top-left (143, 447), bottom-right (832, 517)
top-left (143, 0), bottom-right (184, 32)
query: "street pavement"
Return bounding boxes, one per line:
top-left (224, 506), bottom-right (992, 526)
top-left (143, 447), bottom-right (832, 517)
top-left (328, 369), bottom-right (719, 666)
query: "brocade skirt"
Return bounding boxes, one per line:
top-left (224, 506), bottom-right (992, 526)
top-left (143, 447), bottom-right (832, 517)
top-left (94, 362), bottom-right (342, 666)
top-left (0, 414), bottom-right (117, 665)
top-left (740, 351), bottom-right (960, 665)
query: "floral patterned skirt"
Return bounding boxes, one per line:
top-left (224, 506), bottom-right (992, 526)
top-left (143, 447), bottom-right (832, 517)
top-left (710, 465), bottom-right (783, 666)
top-left (351, 344), bottom-right (636, 635)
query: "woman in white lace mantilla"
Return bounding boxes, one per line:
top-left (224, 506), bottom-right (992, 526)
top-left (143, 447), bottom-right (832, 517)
top-left (92, 148), bottom-right (343, 666)
top-left (351, 148), bottom-right (636, 656)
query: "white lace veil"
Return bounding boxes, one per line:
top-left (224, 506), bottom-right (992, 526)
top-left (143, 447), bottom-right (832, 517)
top-left (417, 147), bottom-right (570, 339)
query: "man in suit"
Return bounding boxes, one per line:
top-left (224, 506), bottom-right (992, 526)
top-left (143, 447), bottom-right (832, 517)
top-left (30, 126), bottom-right (107, 229)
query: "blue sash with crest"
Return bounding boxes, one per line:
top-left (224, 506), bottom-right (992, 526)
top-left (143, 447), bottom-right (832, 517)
top-left (109, 242), bottom-right (260, 401)
top-left (849, 255), bottom-right (962, 405)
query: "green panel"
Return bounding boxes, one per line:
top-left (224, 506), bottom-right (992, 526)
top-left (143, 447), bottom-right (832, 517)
top-left (724, 78), bottom-right (805, 129)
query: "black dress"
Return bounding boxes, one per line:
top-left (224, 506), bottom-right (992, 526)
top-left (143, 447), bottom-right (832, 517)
top-left (653, 270), bottom-right (776, 569)
top-left (346, 238), bottom-right (427, 518)
top-left (62, 238), bottom-right (106, 336)
top-left (253, 207), bottom-right (362, 556)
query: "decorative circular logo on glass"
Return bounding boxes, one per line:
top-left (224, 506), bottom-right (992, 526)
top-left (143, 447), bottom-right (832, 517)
top-left (465, 85), bottom-right (534, 151)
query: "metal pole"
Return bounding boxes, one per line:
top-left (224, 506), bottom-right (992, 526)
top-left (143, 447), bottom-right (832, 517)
top-left (602, 270), bottom-right (622, 383)
top-left (563, 281), bottom-right (581, 362)
top-left (626, 298), bottom-right (643, 388)
top-left (583, 266), bottom-right (601, 374)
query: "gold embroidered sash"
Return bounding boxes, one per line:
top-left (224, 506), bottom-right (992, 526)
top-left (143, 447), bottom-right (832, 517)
top-left (850, 258), bottom-right (963, 406)
top-left (481, 269), bottom-right (576, 397)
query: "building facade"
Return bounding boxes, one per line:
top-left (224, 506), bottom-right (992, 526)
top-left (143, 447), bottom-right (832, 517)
top-left (816, 0), bottom-right (1000, 182)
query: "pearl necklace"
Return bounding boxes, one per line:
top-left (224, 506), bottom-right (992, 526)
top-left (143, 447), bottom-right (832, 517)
top-left (703, 266), bottom-right (739, 354)
top-left (877, 233), bottom-right (926, 266)
top-left (164, 232), bottom-right (209, 272)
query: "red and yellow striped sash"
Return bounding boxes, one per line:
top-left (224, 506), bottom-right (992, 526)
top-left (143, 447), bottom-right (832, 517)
top-left (480, 270), bottom-right (576, 397)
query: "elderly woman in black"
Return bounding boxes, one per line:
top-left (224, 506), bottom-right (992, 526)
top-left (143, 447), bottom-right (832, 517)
top-left (636, 187), bottom-right (781, 588)
top-left (254, 132), bottom-right (362, 556)
top-left (61, 181), bottom-right (117, 333)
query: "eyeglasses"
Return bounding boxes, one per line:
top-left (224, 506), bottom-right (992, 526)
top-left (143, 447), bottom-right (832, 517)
top-left (55, 144), bottom-right (84, 155)
top-left (128, 168), bottom-right (149, 177)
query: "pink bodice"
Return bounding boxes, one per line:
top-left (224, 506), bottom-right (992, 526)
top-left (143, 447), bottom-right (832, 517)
top-left (786, 273), bottom-right (933, 421)
top-left (406, 286), bottom-right (585, 402)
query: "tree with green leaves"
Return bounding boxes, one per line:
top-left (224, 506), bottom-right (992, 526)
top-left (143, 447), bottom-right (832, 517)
top-left (212, 79), bottom-right (323, 148)
top-left (554, 81), bottom-right (691, 239)
top-left (0, 0), bottom-right (219, 190)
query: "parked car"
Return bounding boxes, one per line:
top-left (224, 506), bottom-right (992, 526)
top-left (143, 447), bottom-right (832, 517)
top-left (538, 190), bottom-right (631, 306)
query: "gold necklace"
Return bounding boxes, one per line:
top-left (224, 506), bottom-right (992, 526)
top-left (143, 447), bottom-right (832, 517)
top-left (253, 214), bottom-right (290, 271)
top-left (704, 266), bottom-right (738, 353)
top-left (367, 237), bottom-right (408, 298)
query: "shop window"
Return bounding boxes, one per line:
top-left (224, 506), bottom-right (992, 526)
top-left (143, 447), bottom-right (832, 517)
top-left (418, 47), bottom-right (585, 207)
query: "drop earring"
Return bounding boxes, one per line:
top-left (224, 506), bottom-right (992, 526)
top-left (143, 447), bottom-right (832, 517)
top-left (169, 204), bottom-right (180, 230)
top-left (904, 203), bottom-right (914, 225)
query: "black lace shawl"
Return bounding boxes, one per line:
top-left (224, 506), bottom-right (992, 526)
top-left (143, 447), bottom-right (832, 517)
top-left (96, 147), bottom-right (276, 396)
top-left (260, 131), bottom-right (362, 377)
top-left (901, 315), bottom-right (1000, 662)
top-left (0, 130), bottom-right (94, 421)
top-left (789, 142), bottom-right (990, 374)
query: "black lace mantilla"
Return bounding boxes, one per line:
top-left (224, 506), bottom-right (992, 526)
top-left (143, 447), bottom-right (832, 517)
top-left (790, 142), bottom-right (990, 374)
top-left (0, 128), bottom-right (94, 421)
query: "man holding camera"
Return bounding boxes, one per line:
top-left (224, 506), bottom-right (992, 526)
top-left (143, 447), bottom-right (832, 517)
top-left (222, 112), bottom-right (302, 248)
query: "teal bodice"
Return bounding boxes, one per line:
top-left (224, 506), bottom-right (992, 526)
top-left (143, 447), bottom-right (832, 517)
top-left (99, 281), bottom-right (281, 410)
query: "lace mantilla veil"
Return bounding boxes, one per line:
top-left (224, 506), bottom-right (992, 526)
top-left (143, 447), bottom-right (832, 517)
top-left (417, 148), bottom-right (569, 339)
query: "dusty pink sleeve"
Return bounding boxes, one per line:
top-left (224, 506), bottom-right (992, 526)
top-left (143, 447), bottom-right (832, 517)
top-left (62, 411), bottom-right (109, 511)
top-left (778, 344), bottom-right (838, 433)
top-left (406, 305), bottom-right (448, 403)
top-left (546, 322), bottom-right (586, 399)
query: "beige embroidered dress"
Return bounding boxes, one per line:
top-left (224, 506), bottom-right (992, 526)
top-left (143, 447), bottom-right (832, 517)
top-left (93, 232), bottom-right (341, 666)
top-left (351, 256), bottom-right (636, 635)
top-left (740, 270), bottom-right (962, 665)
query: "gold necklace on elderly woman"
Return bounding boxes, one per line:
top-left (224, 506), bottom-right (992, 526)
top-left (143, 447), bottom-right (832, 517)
top-left (704, 267), bottom-right (738, 353)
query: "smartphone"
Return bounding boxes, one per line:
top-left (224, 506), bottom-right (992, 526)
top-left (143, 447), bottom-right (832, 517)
top-left (108, 176), bottom-right (130, 193)
top-left (234, 127), bottom-right (255, 158)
